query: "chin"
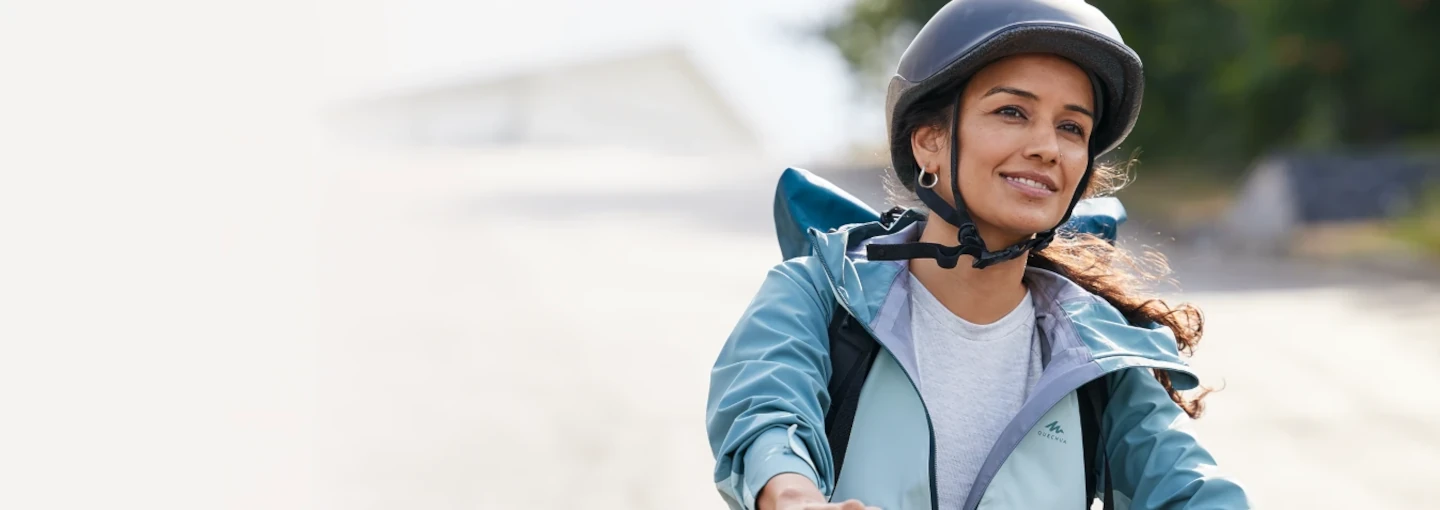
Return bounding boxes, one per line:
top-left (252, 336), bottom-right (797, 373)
top-left (998, 211), bottom-right (1067, 236)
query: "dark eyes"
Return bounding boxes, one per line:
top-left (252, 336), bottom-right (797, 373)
top-left (993, 106), bottom-right (1087, 137)
top-left (996, 106), bottom-right (1025, 118)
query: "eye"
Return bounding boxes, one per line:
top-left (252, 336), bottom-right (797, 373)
top-left (1059, 122), bottom-right (1087, 137)
top-left (994, 106), bottom-right (1027, 119)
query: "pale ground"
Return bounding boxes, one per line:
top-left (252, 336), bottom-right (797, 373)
top-left (9, 146), bottom-right (1431, 509)
top-left (304, 148), bottom-right (1440, 509)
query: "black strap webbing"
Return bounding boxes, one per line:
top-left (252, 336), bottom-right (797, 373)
top-left (822, 305), bottom-right (880, 480)
top-left (1079, 377), bottom-right (1113, 508)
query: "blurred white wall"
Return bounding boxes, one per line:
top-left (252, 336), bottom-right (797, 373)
top-left (1223, 158), bottom-right (1297, 254)
top-left (332, 47), bottom-right (761, 156)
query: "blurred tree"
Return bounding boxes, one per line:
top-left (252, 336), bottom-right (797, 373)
top-left (819, 0), bottom-right (1440, 170)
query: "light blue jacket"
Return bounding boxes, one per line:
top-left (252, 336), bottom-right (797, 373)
top-left (705, 169), bottom-right (1249, 509)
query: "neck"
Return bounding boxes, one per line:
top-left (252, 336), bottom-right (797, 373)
top-left (909, 213), bottom-right (1030, 325)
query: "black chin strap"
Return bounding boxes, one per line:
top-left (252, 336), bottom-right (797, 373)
top-left (869, 76), bottom-right (1104, 269)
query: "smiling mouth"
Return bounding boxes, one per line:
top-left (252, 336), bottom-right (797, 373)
top-left (1003, 175), bottom-right (1057, 192)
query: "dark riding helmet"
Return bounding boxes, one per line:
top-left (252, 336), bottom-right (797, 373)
top-left (867, 0), bottom-right (1144, 269)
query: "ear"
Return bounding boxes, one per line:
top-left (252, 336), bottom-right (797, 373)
top-left (910, 124), bottom-right (948, 168)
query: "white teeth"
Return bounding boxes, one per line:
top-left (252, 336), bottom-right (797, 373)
top-left (1006, 176), bottom-right (1049, 191)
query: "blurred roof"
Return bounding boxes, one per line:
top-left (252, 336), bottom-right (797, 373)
top-left (327, 44), bottom-right (762, 155)
top-left (349, 40), bottom-right (695, 104)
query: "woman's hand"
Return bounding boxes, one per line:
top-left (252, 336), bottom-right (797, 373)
top-left (758, 473), bottom-right (881, 510)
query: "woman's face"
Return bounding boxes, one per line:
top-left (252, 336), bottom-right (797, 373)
top-left (912, 53), bottom-right (1095, 248)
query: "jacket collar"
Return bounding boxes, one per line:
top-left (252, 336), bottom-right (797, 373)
top-left (806, 217), bottom-right (1197, 388)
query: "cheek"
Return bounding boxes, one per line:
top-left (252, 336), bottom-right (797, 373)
top-left (940, 130), bottom-right (999, 193)
top-left (1061, 153), bottom-right (1090, 193)
top-left (953, 147), bottom-right (1005, 201)
top-left (956, 132), bottom-right (1011, 181)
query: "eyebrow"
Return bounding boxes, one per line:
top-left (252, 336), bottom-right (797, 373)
top-left (983, 85), bottom-right (1094, 119)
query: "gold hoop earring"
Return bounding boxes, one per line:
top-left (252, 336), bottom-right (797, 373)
top-left (917, 167), bottom-right (939, 189)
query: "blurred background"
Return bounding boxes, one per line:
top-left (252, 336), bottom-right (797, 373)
top-left (2, 0), bottom-right (1438, 508)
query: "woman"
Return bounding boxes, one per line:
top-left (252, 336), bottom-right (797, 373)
top-left (705, 1), bottom-right (1250, 509)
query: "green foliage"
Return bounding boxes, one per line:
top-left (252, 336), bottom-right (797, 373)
top-left (819, 0), bottom-right (1440, 170)
top-left (1394, 186), bottom-right (1440, 258)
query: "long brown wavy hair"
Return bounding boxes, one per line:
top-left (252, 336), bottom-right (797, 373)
top-left (1028, 161), bottom-right (1212, 419)
top-left (887, 91), bottom-right (1212, 418)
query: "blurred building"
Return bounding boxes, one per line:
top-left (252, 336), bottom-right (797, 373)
top-left (1222, 151), bottom-right (1440, 255)
top-left (328, 45), bottom-right (761, 156)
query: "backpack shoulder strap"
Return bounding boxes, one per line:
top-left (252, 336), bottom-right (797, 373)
top-left (823, 304), bottom-right (880, 480)
top-left (1078, 376), bottom-right (1114, 509)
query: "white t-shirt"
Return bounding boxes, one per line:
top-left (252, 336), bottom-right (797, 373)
top-left (908, 273), bottom-right (1044, 509)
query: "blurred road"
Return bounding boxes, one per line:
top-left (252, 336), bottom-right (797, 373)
top-left (314, 150), bottom-right (1440, 509)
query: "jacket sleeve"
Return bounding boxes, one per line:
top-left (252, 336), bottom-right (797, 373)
top-left (706, 259), bottom-right (837, 510)
top-left (1103, 367), bottom-right (1251, 509)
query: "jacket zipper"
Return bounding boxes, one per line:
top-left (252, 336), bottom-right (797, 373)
top-left (960, 373), bottom-right (1102, 510)
top-left (811, 242), bottom-right (940, 510)
top-left (961, 360), bottom-right (1173, 510)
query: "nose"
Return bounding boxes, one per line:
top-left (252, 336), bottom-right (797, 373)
top-left (1024, 123), bottom-right (1060, 165)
